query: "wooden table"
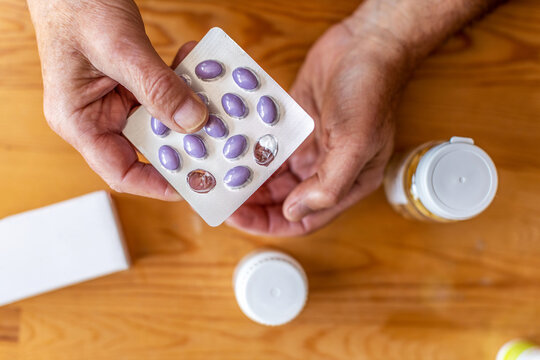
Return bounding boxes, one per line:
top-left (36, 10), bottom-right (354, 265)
top-left (1, 0), bottom-right (539, 359)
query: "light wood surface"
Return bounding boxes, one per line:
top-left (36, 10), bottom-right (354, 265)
top-left (1, 0), bottom-right (540, 359)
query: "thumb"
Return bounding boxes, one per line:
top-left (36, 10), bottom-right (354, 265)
top-left (93, 35), bottom-right (207, 133)
top-left (283, 135), bottom-right (369, 222)
top-left (282, 85), bottom-right (381, 221)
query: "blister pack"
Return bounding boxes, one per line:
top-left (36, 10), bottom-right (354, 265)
top-left (123, 27), bottom-right (314, 226)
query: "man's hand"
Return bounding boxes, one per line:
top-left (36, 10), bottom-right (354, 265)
top-left (227, 0), bottom-right (502, 236)
top-left (27, 0), bottom-right (207, 200)
top-left (226, 23), bottom-right (406, 236)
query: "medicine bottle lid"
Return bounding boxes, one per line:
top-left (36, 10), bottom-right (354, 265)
top-left (233, 250), bottom-right (308, 326)
top-left (414, 136), bottom-right (498, 220)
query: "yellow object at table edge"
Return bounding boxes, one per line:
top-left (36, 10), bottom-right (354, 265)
top-left (500, 341), bottom-right (536, 360)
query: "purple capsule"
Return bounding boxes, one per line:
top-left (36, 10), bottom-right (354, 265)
top-left (204, 115), bottom-right (228, 139)
top-left (222, 93), bottom-right (248, 118)
top-left (158, 145), bottom-right (180, 171)
top-left (232, 67), bottom-right (259, 90)
top-left (195, 60), bottom-right (223, 80)
top-left (187, 169), bottom-right (216, 193)
top-left (223, 135), bottom-right (247, 159)
top-left (257, 96), bottom-right (278, 124)
top-left (151, 116), bottom-right (169, 136)
top-left (224, 166), bottom-right (251, 188)
top-left (183, 135), bottom-right (206, 159)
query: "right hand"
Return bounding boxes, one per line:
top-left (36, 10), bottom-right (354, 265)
top-left (226, 22), bottom-right (404, 236)
top-left (27, 0), bottom-right (207, 200)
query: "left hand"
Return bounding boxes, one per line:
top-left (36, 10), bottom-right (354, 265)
top-left (227, 21), bottom-right (412, 236)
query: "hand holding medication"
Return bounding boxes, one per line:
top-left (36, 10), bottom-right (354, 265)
top-left (227, 0), bottom-right (502, 236)
top-left (227, 23), bottom-right (402, 236)
top-left (28, 0), bottom-right (502, 234)
top-left (123, 29), bottom-right (314, 226)
top-left (27, 0), bottom-right (207, 200)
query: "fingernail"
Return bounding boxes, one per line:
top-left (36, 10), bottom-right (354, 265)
top-left (173, 97), bottom-right (208, 132)
top-left (287, 201), bottom-right (311, 222)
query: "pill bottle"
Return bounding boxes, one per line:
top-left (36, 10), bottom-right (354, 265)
top-left (497, 339), bottom-right (540, 360)
top-left (233, 249), bottom-right (308, 326)
top-left (383, 136), bottom-right (498, 222)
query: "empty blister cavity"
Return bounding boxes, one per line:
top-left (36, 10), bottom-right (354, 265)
top-left (195, 60), bottom-right (224, 80)
top-left (223, 135), bottom-right (247, 160)
top-left (222, 93), bottom-right (248, 118)
top-left (158, 145), bottom-right (181, 171)
top-left (179, 74), bottom-right (191, 85)
top-left (197, 92), bottom-right (209, 105)
top-left (232, 67), bottom-right (259, 91)
top-left (257, 96), bottom-right (279, 125)
top-left (183, 135), bottom-right (207, 159)
top-left (204, 114), bottom-right (228, 139)
top-left (224, 166), bottom-right (252, 189)
top-left (187, 169), bottom-right (216, 193)
top-left (151, 116), bottom-right (169, 137)
top-left (254, 134), bottom-right (278, 166)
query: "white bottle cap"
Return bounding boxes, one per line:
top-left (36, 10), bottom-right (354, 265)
top-left (233, 250), bottom-right (308, 326)
top-left (413, 136), bottom-right (498, 220)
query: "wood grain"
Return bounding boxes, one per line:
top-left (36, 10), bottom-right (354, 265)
top-left (0, 0), bottom-right (539, 359)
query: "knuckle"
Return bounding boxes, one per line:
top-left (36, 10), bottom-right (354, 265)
top-left (42, 95), bottom-right (77, 144)
top-left (314, 182), bottom-right (341, 208)
top-left (142, 70), bottom-right (180, 110)
top-left (42, 98), bottom-right (58, 130)
top-left (320, 190), bottom-right (340, 208)
top-left (316, 168), bottom-right (345, 205)
top-left (108, 35), bottom-right (131, 57)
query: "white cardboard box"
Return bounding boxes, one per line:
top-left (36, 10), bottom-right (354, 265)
top-left (0, 191), bottom-right (130, 306)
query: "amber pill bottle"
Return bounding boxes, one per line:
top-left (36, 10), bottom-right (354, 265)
top-left (383, 136), bottom-right (498, 222)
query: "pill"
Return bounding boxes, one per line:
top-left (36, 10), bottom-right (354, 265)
top-left (222, 93), bottom-right (248, 118)
top-left (257, 96), bottom-right (278, 124)
top-left (224, 166), bottom-right (252, 188)
top-left (158, 145), bottom-right (180, 171)
top-left (151, 116), bottom-right (169, 136)
top-left (232, 67), bottom-right (259, 90)
top-left (187, 169), bottom-right (216, 193)
top-left (197, 92), bottom-right (209, 105)
top-left (254, 134), bottom-right (278, 166)
top-left (195, 60), bottom-right (223, 80)
top-left (204, 115), bottom-right (228, 139)
top-left (223, 135), bottom-right (247, 159)
top-left (183, 135), bottom-right (207, 159)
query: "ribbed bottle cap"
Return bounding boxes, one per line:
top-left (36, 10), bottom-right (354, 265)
top-left (414, 136), bottom-right (498, 220)
top-left (233, 250), bottom-right (308, 326)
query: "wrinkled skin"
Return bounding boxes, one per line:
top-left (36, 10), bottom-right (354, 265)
top-left (28, 0), bottom-right (207, 200)
top-left (227, 23), bottom-right (410, 236)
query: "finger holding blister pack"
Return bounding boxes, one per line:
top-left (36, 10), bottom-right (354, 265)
top-left (123, 27), bottom-right (314, 226)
